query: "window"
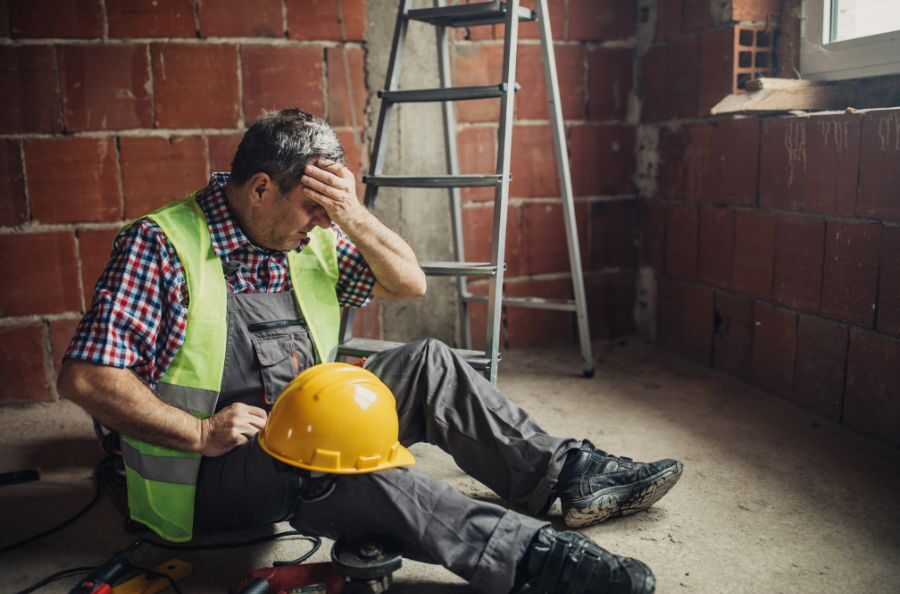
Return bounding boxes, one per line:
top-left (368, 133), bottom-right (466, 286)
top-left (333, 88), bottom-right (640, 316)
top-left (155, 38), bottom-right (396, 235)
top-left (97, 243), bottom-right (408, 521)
top-left (801, 0), bottom-right (900, 80)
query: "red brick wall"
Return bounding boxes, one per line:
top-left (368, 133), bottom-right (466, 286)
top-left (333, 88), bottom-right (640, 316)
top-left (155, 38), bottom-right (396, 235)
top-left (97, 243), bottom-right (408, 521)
top-left (0, 0), bottom-right (372, 403)
top-left (642, 1), bottom-right (900, 447)
top-left (458, 0), bottom-right (640, 349)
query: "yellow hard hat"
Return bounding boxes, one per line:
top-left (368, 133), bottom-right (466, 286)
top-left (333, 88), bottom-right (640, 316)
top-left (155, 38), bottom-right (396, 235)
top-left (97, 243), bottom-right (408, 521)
top-left (259, 362), bottom-right (415, 474)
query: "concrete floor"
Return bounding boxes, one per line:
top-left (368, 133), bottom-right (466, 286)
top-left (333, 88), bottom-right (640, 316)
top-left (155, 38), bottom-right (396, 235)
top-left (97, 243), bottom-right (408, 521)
top-left (2, 341), bottom-right (899, 594)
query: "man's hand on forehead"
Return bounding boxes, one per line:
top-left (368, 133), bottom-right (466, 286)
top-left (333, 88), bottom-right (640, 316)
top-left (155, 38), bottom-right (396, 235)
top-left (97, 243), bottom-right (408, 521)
top-left (300, 158), bottom-right (366, 228)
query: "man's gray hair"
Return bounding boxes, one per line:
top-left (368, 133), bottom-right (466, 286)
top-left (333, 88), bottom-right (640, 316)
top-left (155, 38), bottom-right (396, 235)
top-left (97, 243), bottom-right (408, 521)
top-left (230, 108), bottom-right (345, 195)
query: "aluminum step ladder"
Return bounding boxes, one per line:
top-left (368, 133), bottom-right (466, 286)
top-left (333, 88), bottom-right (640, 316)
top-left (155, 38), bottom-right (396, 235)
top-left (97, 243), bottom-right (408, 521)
top-left (338, 0), bottom-right (594, 383)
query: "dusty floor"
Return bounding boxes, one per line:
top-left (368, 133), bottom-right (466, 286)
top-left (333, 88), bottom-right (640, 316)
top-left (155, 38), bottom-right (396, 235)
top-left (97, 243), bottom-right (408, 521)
top-left (2, 341), bottom-right (899, 594)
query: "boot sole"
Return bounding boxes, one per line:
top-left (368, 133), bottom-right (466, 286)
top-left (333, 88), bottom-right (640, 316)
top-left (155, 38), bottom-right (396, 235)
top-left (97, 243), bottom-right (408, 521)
top-left (563, 461), bottom-right (684, 528)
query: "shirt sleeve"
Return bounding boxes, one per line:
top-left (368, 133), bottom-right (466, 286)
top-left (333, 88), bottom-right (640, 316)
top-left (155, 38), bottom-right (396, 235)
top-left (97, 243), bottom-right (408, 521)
top-left (64, 220), bottom-right (188, 388)
top-left (333, 225), bottom-right (376, 308)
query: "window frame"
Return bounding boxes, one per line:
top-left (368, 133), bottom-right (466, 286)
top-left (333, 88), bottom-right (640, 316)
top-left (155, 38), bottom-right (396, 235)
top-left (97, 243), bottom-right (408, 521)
top-left (800, 0), bottom-right (900, 80)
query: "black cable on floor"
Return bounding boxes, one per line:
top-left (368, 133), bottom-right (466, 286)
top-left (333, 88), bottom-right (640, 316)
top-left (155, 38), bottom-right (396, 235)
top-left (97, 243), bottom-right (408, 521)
top-left (10, 566), bottom-right (95, 594)
top-left (0, 455), bottom-right (118, 554)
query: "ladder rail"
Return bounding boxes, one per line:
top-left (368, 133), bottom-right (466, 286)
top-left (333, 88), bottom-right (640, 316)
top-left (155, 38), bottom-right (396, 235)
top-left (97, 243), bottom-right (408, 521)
top-left (435, 0), bottom-right (471, 350)
top-left (364, 0), bottom-right (412, 209)
top-left (483, 0), bottom-right (522, 384)
top-left (535, 0), bottom-right (594, 377)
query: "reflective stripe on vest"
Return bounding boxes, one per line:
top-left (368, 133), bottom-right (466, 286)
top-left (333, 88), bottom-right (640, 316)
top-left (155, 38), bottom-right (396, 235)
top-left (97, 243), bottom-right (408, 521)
top-left (120, 192), bottom-right (341, 542)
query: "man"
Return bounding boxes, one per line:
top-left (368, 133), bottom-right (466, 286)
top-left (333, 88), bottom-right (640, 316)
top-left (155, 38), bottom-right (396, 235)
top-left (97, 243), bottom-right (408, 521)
top-left (59, 109), bottom-right (683, 594)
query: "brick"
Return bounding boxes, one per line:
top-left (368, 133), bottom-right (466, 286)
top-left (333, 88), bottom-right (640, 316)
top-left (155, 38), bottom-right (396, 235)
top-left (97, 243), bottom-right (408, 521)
top-left (713, 291), bottom-right (753, 380)
top-left (665, 202), bottom-right (698, 281)
top-left (660, 119), bottom-right (759, 205)
top-left (327, 46), bottom-right (366, 127)
top-left (287, 0), bottom-right (366, 41)
top-left (658, 279), bottom-right (714, 365)
top-left (199, 0), bottom-right (283, 37)
top-left (569, 124), bottom-right (635, 196)
top-left (351, 298), bottom-right (381, 340)
top-left (108, 0), bottom-right (196, 38)
top-left (682, 0), bottom-right (717, 31)
top-left (0, 324), bottom-right (52, 403)
top-left (59, 44), bottom-right (153, 131)
top-left (0, 232), bottom-right (81, 316)
top-left (698, 207), bottom-right (733, 289)
top-left (642, 37), bottom-right (699, 122)
top-left (208, 133), bottom-right (243, 172)
top-left (640, 200), bottom-right (666, 270)
top-left (0, 139), bottom-right (27, 226)
top-left (458, 126), bottom-right (498, 202)
top-left (732, 0), bottom-right (783, 21)
top-left (760, 115), bottom-right (860, 216)
top-left (731, 211), bottom-right (775, 300)
top-left (589, 200), bottom-right (638, 269)
top-left (510, 125), bottom-right (560, 198)
top-left (857, 110), bottom-right (900, 221)
top-left (0, 2), bottom-right (8, 36)
top-left (26, 138), bottom-right (121, 224)
top-left (821, 222), bottom-right (881, 328)
top-left (520, 201), bottom-right (589, 275)
top-left (516, 44), bottom-right (584, 120)
top-left (878, 226), bottom-right (900, 337)
top-left (792, 316), bottom-right (847, 422)
top-left (750, 302), bottom-right (797, 397)
top-left (655, 0), bottom-right (684, 41)
top-left (152, 44), bottom-right (239, 129)
top-left (10, 0), bottom-right (102, 38)
top-left (567, 0), bottom-right (635, 41)
top-left (587, 48), bottom-right (633, 122)
top-left (657, 126), bottom-right (689, 199)
top-left (121, 136), bottom-right (209, 218)
top-left (0, 45), bottom-right (61, 133)
top-left (451, 44), bottom-right (504, 123)
top-left (845, 331), bottom-right (900, 448)
top-left (505, 278), bottom-right (576, 347)
top-left (586, 270), bottom-right (637, 339)
top-left (242, 45), bottom-right (323, 122)
top-left (706, 118), bottom-right (759, 206)
top-left (698, 27), bottom-right (734, 117)
top-left (463, 203), bottom-right (524, 276)
top-left (79, 228), bottom-right (119, 307)
top-left (771, 215), bottom-right (824, 313)
top-left (49, 318), bottom-right (79, 377)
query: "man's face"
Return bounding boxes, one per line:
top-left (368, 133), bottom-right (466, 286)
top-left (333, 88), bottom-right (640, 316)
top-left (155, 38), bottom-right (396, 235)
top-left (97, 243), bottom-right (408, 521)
top-left (250, 180), bottom-right (331, 252)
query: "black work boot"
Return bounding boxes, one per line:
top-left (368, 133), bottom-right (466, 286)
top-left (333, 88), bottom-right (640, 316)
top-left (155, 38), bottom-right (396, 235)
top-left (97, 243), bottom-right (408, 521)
top-left (514, 527), bottom-right (655, 594)
top-left (557, 441), bottom-right (684, 528)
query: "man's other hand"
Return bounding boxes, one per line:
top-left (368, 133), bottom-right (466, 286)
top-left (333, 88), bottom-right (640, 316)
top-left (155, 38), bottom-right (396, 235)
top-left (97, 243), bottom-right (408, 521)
top-left (199, 402), bottom-right (268, 457)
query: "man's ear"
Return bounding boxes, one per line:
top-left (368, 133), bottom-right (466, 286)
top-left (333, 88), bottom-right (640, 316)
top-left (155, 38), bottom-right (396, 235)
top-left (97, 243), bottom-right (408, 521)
top-left (247, 172), bottom-right (274, 205)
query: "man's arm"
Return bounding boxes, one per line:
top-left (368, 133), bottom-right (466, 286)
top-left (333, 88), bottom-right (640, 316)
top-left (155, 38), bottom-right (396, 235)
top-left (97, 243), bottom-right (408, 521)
top-left (58, 360), bottom-right (266, 457)
top-left (301, 159), bottom-right (427, 300)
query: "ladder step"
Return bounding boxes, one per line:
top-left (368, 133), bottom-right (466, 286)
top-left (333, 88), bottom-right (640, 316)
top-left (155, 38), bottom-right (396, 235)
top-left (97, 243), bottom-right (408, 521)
top-left (407, 1), bottom-right (536, 27)
top-left (380, 84), bottom-right (515, 103)
top-left (364, 174), bottom-right (504, 188)
top-left (421, 261), bottom-right (500, 277)
top-left (338, 338), bottom-right (496, 370)
top-left (463, 295), bottom-right (578, 312)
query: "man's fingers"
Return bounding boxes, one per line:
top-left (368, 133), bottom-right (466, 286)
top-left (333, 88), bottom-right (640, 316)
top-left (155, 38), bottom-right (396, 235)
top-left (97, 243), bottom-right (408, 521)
top-left (245, 405), bottom-right (268, 420)
top-left (301, 173), bottom-right (342, 199)
top-left (304, 163), bottom-right (344, 188)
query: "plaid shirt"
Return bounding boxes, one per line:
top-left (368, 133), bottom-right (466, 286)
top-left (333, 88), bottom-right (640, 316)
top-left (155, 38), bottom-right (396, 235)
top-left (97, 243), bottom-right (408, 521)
top-left (65, 172), bottom-right (375, 389)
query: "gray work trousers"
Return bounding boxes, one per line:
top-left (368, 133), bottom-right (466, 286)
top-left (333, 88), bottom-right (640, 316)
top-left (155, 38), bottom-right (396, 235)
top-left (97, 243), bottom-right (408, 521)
top-left (195, 294), bottom-right (577, 593)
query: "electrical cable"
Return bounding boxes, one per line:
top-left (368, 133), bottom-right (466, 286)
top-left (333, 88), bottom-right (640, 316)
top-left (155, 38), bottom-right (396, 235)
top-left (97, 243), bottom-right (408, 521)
top-left (0, 455), bottom-right (117, 554)
top-left (10, 567), bottom-right (95, 594)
